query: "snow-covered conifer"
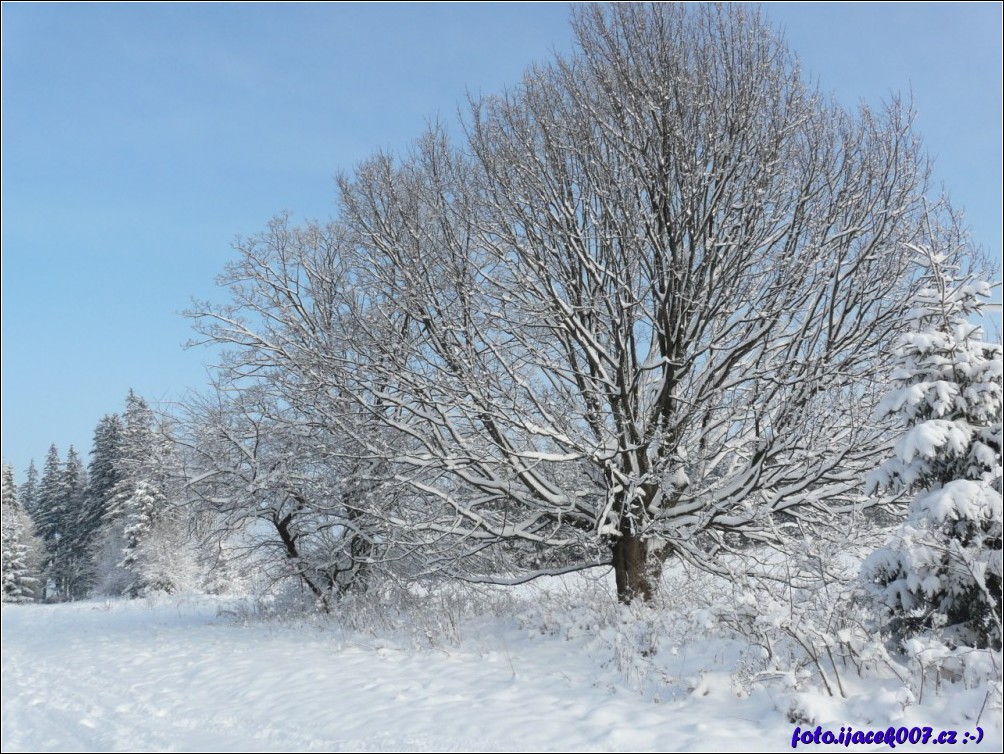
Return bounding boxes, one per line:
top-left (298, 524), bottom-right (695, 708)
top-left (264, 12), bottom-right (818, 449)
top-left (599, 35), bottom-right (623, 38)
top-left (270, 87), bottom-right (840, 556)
top-left (34, 444), bottom-right (65, 545)
top-left (120, 481), bottom-right (166, 594)
top-left (83, 415), bottom-right (123, 538)
top-left (20, 460), bottom-right (39, 516)
top-left (864, 246), bottom-right (1002, 650)
top-left (2, 463), bottom-right (40, 603)
top-left (2, 464), bottom-right (16, 509)
top-left (92, 392), bottom-right (192, 596)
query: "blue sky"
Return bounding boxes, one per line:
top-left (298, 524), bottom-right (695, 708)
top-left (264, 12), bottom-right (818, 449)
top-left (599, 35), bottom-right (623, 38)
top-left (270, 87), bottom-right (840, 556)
top-left (2, 3), bottom-right (1001, 479)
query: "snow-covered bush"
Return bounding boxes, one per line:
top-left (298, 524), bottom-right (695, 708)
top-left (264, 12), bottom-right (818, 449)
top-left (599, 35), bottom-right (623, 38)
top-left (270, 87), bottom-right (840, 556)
top-left (715, 519), bottom-right (902, 702)
top-left (513, 565), bottom-right (727, 701)
top-left (863, 246), bottom-right (1002, 651)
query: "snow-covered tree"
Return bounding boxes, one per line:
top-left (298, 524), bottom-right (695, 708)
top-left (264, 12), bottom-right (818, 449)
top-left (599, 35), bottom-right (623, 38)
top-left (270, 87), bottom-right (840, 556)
top-left (118, 481), bottom-right (168, 595)
top-left (19, 460), bottom-right (39, 516)
top-left (34, 444), bottom-right (65, 545)
top-left (191, 3), bottom-right (988, 603)
top-left (2, 463), bottom-right (41, 603)
top-left (93, 391), bottom-right (194, 596)
top-left (55, 446), bottom-right (91, 598)
top-left (58, 413), bottom-right (126, 597)
top-left (179, 383), bottom-right (421, 606)
top-left (2, 512), bottom-right (36, 604)
top-left (864, 247), bottom-right (1002, 650)
top-left (32, 444), bottom-right (65, 599)
top-left (32, 445), bottom-right (90, 600)
top-left (83, 415), bottom-right (123, 541)
top-left (2, 464), bottom-right (16, 510)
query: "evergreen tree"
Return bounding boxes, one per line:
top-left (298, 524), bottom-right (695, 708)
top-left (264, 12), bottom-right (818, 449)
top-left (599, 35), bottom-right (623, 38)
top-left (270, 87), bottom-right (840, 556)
top-left (2, 463), bottom-right (16, 509)
top-left (32, 444), bottom-right (94, 599)
top-left (34, 442), bottom-right (66, 594)
top-left (75, 414), bottom-right (124, 596)
top-left (35, 444), bottom-right (65, 544)
top-left (20, 460), bottom-right (39, 516)
top-left (103, 393), bottom-right (148, 527)
top-left (84, 414), bottom-right (123, 531)
top-left (55, 446), bottom-right (90, 598)
top-left (2, 463), bottom-right (40, 603)
top-left (96, 391), bottom-right (189, 595)
top-left (62, 446), bottom-right (87, 519)
top-left (864, 247), bottom-right (1003, 650)
top-left (104, 392), bottom-right (160, 522)
top-left (121, 391), bottom-right (157, 477)
top-left (120, 481), bottom-right (175, 595)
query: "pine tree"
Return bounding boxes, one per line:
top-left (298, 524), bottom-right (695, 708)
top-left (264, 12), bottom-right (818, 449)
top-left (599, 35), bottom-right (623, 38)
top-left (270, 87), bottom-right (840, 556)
top-left (2, 463), bottom-right (16, 509)
top-left (74, 414), bottom-right (125, 596)
top-left (120, 481), bottom-right (174, 595)
top-left (104, 393), bottom-right (160, 522)
top-left (84, 414), bottom-right (123, 532)
top-left (62, 447), bottom-right (87, 520)
top-left (33, 444), bottom-right (63, 599)
top-left (92, 394), bottom-right (154, 596)
top-left (2, 463), bottom-right (40, 603)
top-left (35, 444), bottom-right (65, 545)
top-left (864, 246), bottom-right (1003, 650)
top-left (121, 391), bottom-right (157, 478)
top-left (32, 444), bottom-right (94, 599)
top-left (20, 460), bottom-right (39, 516)
top-left (55, 446), bottom-right (90, 598)
top-left (96, 391), bottom-right (189, 596)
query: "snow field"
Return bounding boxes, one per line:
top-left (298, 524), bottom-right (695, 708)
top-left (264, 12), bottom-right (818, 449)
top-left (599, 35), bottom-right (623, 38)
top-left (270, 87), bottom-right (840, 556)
top-left (3, 579), bottom-right (1001, 752)
top-left (1, 596), bottom-right (741, 752)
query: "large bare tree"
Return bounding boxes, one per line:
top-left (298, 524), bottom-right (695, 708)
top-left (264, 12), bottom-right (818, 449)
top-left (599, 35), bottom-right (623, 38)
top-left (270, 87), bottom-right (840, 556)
top-left (192, 4), bottom-right (981, 602)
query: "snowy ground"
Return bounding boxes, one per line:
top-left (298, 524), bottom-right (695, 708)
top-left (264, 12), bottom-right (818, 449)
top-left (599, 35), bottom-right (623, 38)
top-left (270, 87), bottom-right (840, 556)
top-left (2, 586), bottom-right (1001, 752)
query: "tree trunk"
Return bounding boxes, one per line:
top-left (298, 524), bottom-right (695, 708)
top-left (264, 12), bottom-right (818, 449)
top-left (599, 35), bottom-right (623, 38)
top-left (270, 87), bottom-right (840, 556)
top-left (346, 504), bottom-right (372, 593)
top-left (272, 511), bottom-right (327, 606)
top-left (612, 532), bottom-right (663, 604)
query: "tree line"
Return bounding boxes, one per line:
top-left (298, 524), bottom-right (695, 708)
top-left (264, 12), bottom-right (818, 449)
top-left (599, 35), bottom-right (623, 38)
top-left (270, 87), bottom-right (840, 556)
top-left (2, 391), bottom-right (197, 602)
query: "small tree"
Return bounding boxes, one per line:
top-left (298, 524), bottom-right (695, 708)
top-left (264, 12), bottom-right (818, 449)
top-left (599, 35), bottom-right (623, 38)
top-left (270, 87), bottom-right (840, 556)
top-left (2, 463), bottom-right (41, 603)
top-left (864, 246), bottom-right (1003, 650)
